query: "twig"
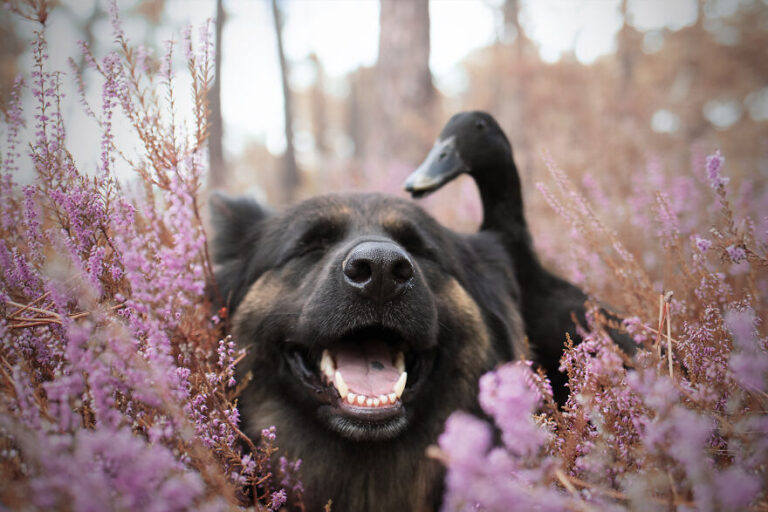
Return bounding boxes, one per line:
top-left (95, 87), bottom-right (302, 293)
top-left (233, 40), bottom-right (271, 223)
top-left (10, 321), bottom-right (60, 329)
top-left (665, 291), bottom-right (674, 377)
top-left (555, 469), bottom-right (600, 512)
top-left (555, 468), bottom-right (579, 495)
top-left (634, 322), bottom-right (682, 345)
top-left (6, 300), bottom-right (62, 320)
top-left (13, 316), bottom-right (61, 323)
top-left (7, 302), bottom-right (126, 329)
top-left (425, 444), bottom-right (449, 465)
top-left (0, 354), bottom-right (17, 399)
top-left (221, 407), bottom-right (258, 454)
top-left (566, 475), bottom-right (694, 507)
top-left (565, 475), bottom-right (627, 501)
top-left (667, 470), bottom-right (679, 508)
top-left (232, 350), bottom-right (248, 367)
top-left (7, 291), bottom-right (50, 317)
top-left (656, 294), bottom-right (665, 357)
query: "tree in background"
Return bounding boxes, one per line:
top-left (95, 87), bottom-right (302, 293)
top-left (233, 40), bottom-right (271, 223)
top-left (208, 0), bottom-right (227, 189)
top-left (374, 0), bottom-right (434, 162)
top-left (272, 0), bottom-right (300, 203)
top-left (309, 53), bottom-right (329, 156)
top-left (0, 13), bottom-right (23, 104)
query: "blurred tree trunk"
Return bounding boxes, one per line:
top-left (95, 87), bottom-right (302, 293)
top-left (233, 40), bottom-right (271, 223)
top-left (208, 0), bottom-right (227, 189)
top-left (272, 0), bottom-right (300, 203)
top-left (500, 0), bottom-right (530, 172)
top-left (347, 72), bottom-right (365, 159)
top-left (374, 0), bottom-right (434, 161)
top-left (309, 53), bottom-right (328, 155)
top-left (503, 0), bottom-right (522, 48)
top-left (617, 0), bottom-right (640, 85)
top-left (0, 9), bottom-right (24, 97)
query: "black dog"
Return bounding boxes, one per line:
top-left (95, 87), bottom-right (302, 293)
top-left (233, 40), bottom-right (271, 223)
top-left (211, 193), bottom-right (526, 511)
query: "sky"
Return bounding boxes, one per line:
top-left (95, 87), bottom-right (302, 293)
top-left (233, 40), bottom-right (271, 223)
top-left (203, 0), bottom-right (699, 156)
top-left (7, 0), bottom-right (706, 180)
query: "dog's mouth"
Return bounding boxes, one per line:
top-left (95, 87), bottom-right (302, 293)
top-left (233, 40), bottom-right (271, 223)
top-left (285, 326), bottom-right (434, 441)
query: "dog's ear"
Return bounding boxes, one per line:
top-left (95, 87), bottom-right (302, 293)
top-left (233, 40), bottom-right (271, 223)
top-left (209, 191), bottom-right (270, 264)
top-left (209, 192), bottom-right (271, 311)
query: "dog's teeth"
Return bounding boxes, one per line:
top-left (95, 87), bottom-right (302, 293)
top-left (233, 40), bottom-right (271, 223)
top-left (334, 370), bottom-right (349, 399)
top-left (356, 395), bottom-right (365, 406)
top-left (394, 352), bottom-right (405, 373)
top-left (388, 392), bottom-right (397, 403)
top-left (366, 397), bottom-right (374, 406)
top-left (394, 372), bottom-right (407, 398)
top-left (321, 350), bottom-right (335, 379)
top-left (347, 392), bottom-right (357, 405)
top-left (378, 394), bottom-right (389, 405)
top-left (372, 398), bottom-right (380, 407)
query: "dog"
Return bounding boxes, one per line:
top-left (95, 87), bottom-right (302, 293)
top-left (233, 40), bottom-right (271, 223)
top-left (211, 192), bottom-right (526, 511)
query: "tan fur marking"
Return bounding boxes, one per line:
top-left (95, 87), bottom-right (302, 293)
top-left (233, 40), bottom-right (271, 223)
top-left (379, 210), bottom-right (407, 233)
top-left (233, 272), bottom-right (282, 324)
top-left (335, 204), bottom-right (352, 216)
top-left (502, 295), bottom-right (530, 359)
top-left (439, 277), bottom-right (528, 360)
top-left (440, 278), bottom-right (491, 354)
top-left (323, 203), bottom-right (352, 219)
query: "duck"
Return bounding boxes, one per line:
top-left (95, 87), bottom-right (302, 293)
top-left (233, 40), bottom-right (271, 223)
top-left (404, 111), bottom-right (636, 404)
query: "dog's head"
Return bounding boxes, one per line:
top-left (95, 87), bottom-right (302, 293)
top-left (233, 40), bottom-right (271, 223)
top-left (211, 193), bottom-right (525, 443)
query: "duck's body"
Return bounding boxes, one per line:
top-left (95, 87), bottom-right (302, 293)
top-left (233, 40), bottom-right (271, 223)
top-left (405, 111), bottom-right (635, 403)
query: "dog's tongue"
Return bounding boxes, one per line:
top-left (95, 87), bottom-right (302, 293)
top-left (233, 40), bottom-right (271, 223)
top-left (333, 340), bottom-right (400, 397)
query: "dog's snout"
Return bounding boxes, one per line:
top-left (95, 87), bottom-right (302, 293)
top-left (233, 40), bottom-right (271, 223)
top-left (343, 241), bottom-right (414, 303)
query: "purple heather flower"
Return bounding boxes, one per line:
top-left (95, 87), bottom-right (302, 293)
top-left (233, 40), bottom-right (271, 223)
top-left (107, 0), bottom-right (124, 42)
top-left (269, 489), bottom-right (288, 510)
top-left (706, 150), bottom-right (729, 188)
top-left (715, 467), bottom-right (761, 510)
top-left (478, 363), bottom-right (548, 457)
top-left (694, 235), bottom-right (712, 252)
top-left (726, 308), bottom-right (768, 393)
top-left (439, 412), bottom-right (492, 464)
top-left (622, 316), bottom-right (650, 345)
top-left (655, 192), bottom-right (679, 244)
top-left (725, 244), bottom-right (747, 264)
top-left (262, 426), bottom-right (277, 442)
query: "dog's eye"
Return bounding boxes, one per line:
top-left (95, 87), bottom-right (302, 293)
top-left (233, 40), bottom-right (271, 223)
top-left (293, 221), bottom-right (343, 258)
top-left (389, 225), bottom-right (437, 262)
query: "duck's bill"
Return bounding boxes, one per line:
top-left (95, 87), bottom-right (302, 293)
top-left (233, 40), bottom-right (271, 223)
top-left (403, 136), bottom-right (468, 199)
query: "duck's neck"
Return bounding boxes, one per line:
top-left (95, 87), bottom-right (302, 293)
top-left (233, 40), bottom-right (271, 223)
top-left (475, 155), bottom-right (543, 282)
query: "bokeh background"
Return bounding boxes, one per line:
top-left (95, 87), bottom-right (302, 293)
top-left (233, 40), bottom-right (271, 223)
top-left (3, 0), bottom-right (767, 297)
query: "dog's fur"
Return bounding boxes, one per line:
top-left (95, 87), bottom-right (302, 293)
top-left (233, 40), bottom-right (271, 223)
top-left (211, 193), bottom-right (526, 511)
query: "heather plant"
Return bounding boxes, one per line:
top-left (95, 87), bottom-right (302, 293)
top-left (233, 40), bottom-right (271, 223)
top-left (0, 3), bottom-right (290, 510)
top-left (2, 2), bottom-right (767, 512)
top-left (437, 152), bottom-right (768, 511)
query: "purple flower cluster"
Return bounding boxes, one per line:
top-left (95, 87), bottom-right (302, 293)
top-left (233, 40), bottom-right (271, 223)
top-left (726, 308), bottom-right (768, 393)
top-left (439, 150), bottom-right (768, 510)
top-left (439, 363), bottom-right (575, 512)
top-left (706, 150), bottom-right (729, 189)
top-left (0, 3), bottom-right (288, 510)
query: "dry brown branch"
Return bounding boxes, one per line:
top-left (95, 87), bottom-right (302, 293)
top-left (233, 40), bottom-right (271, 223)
top-left (5, 300), bottom-right (126, 329)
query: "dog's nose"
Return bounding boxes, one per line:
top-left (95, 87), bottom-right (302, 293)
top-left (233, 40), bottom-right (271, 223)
top-left (343, 241), bottom-right (414, 303)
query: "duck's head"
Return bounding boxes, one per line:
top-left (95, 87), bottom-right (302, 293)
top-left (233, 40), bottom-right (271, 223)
top-left (404, 111), bottom-right (512, 198)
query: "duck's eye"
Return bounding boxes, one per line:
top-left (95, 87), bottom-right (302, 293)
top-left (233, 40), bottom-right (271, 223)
top-left (474, 120), bottom-right (486, 130)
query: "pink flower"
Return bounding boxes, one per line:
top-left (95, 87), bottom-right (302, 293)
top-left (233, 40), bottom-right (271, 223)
top-left (705, 150), bottom-right (729, 188)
